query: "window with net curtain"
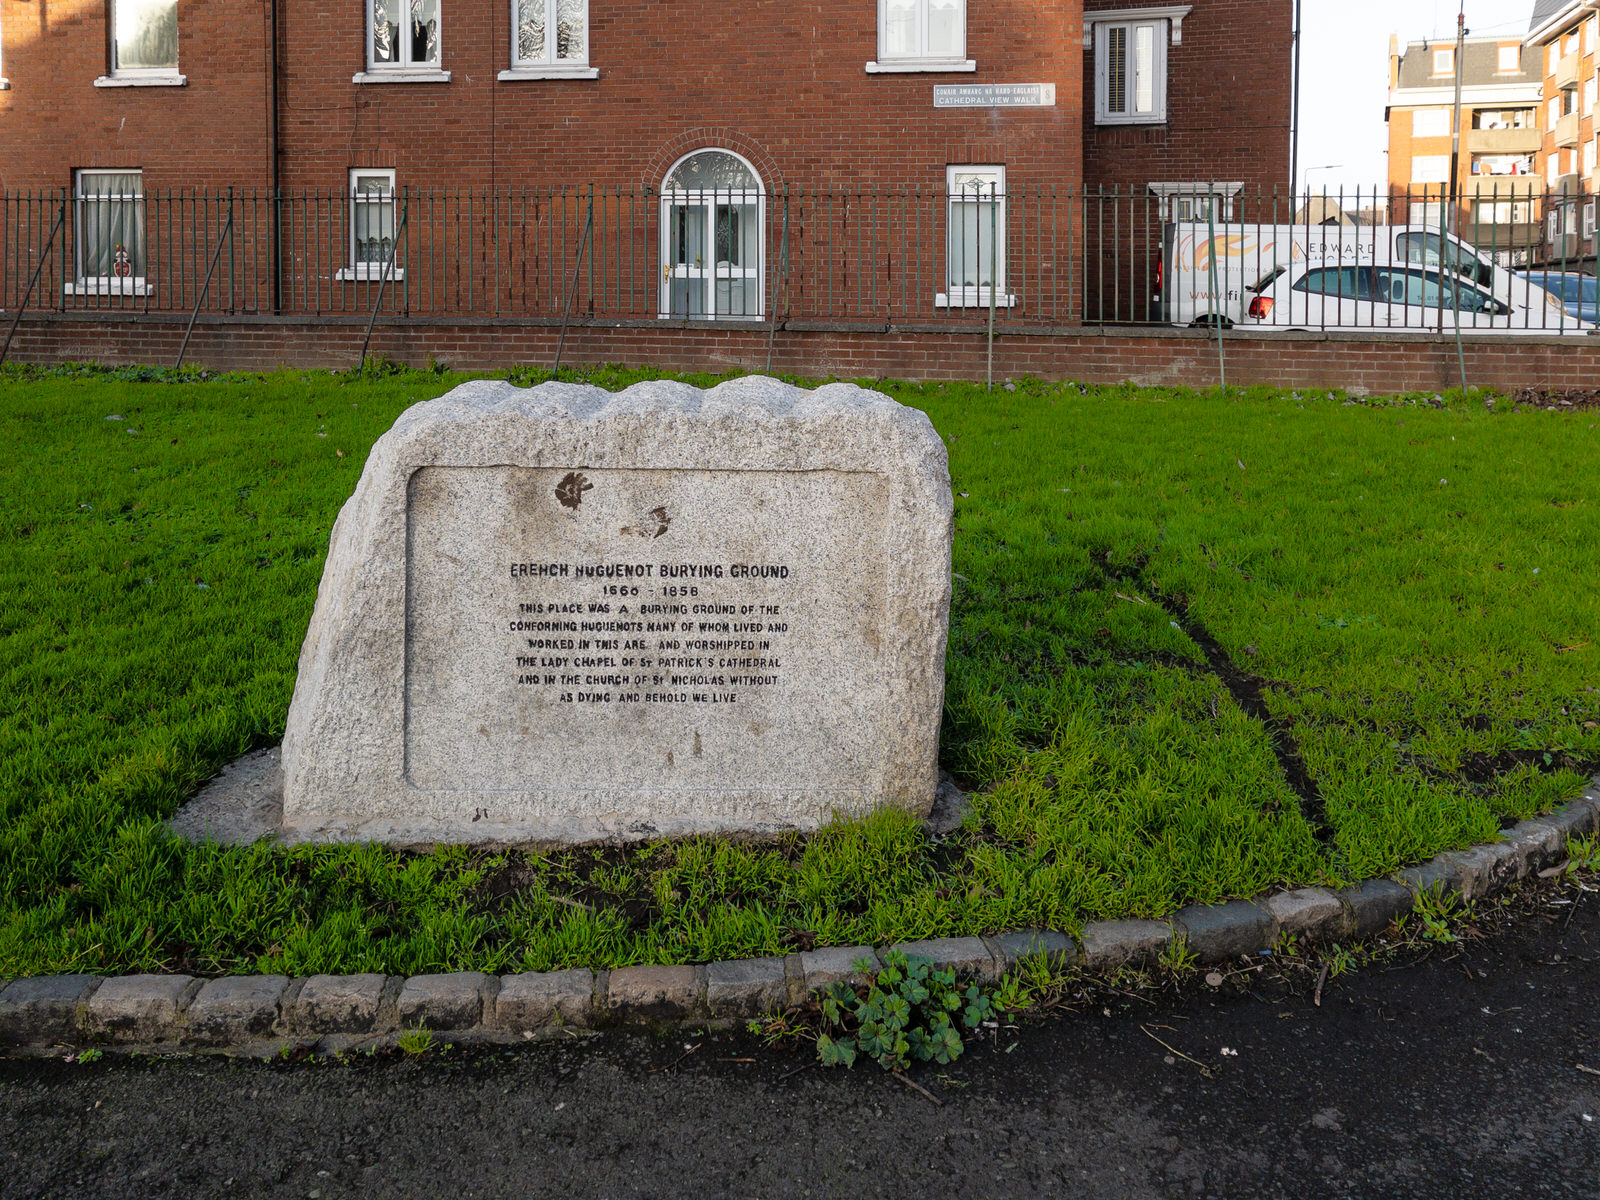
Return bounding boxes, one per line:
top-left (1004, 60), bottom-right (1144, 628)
top-left (112, 0), bottom-right (177, 74)
top-left (75, 170), bottom-right (145, 288)
top-left (370, 0), bottom-right (439, 67)
top-left (347, 170), bottom-right (399, 278)
top-left (515, 0), bottom-right (586, 66)
top-left (879, 0), bottom-right (965, 63)
top-left (943, 166), bottom-right (1006, 306)
top-left (659, 151), bottom-right (764, 320)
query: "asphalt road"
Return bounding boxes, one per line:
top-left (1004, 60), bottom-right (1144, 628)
top-left (5, 886), bottom-right (1600, 1200)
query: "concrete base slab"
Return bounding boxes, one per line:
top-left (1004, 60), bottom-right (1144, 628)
top-left (169, 747), bottom-right (284, 846)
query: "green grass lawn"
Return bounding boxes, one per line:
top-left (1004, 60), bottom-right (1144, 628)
top-left (1, 362), bottom-right (1596, 979)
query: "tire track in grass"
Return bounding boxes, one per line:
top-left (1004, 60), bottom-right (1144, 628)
top-left (1099, 554), bottom-right (1334, 843)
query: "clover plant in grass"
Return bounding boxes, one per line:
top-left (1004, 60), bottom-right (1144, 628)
top-left (816, 952), bottom-right (995, 1071)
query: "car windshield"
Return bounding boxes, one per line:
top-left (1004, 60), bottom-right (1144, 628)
top-left (1396, 232), bottom-right (1493, 286)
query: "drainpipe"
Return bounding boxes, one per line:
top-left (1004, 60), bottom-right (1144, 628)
top-left (1290, 0), bottom-right (1302, 196)
top-left (268, 0), bottom-right (282, 313)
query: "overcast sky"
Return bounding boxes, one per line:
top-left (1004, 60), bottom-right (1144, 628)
top-left (1299, 0), bottom-right (1538, 191)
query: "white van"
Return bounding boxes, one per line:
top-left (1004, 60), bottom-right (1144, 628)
top-left (1241, 258), bottom-right (1594, 334)
top-left (1158, 223), bottom-right (1571, 331)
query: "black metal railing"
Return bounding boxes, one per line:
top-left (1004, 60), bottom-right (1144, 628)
top-left (2, 184), bottom-right (1595, 332)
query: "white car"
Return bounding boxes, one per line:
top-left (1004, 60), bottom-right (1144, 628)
top-left (1243, 261), bottom-right (1594, 334)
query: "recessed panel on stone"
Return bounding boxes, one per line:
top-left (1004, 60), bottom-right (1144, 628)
top-left (280, 376), bottom-right (951, 846)
top-left (403, 466), bottom-right (889, 793)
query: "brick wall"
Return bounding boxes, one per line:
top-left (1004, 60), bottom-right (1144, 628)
top-left (5, 312), bottom-right (1594, 394)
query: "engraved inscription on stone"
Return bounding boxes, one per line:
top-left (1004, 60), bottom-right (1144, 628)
top-left (404, 466), bottom-right (890, 793)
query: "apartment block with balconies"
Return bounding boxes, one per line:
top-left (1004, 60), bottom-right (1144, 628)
top-left (1385, 33), bottom-right (1543, 263)
top-left (1527, 0), bottom-right (1600, 266)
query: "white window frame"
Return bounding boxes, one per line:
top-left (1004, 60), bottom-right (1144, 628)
top-left (1410, 155), bottom-right (1449, 185)
top-left (1586, 76), bottom-right (1597, 116)
top-left (1497, 44), bottom-right (1520, 73)
top-left (657, 149), bottom-right (766, 322)
top-left (1, 3), bottom-right (9, 90)
top-left (1148, 181), bottom-right (1242, 223)
top-left (336, 169), bottom-right (406, 281)
top-left (67, 169), bottom-right (152, 296)
top-left (1089, 10), bottom-right (1183, 126)
top-left (1433, 47), bottom-right (1454, 76)
top-left (1585, 200), bottom-right (1597, 238)
top-left (500, 0), bottom-right (597, 80)
top-left (866, 0), bottom-right (974, 73)
top-left (1412, 108), bottom-right (1450, 138)
top-left (1586, 137), bottom-right (1599, 175)
top-left (354, 0), bottom-right (450, 83)
top-left (938, 165), bottom-right (1014, 309)
top-left (94, 0), bottom-right (185, 87)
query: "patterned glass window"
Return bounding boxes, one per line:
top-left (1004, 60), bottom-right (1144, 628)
top-left (515, 0), bottom-right (587, 66)
top-left (369, 0), bottom-right (439, 69)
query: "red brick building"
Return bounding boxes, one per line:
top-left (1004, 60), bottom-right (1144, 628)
top-left (0, 0), bottom-right (1292, 324)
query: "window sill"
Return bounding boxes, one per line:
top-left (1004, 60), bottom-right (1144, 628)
top-left (497, 65), bottom-right (599, 80)
top-left (334, 267), bottom-right (407, 281)
top-left (64, 279), bottom-right (153, 296)
top-left (1094, 113), bottom-right (1167, 126)
top-left (0, 79), bottom-right (10, 91)
top-left (94, 73), bottom-right (186, 87)
top-left (351, 69), bottom-right (451, 84)
top-left (936, 291), bottom-right (1017, 309)
top-left (865, 58), bottom-right (977, 73)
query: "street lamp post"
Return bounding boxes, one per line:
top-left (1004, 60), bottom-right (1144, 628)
top-left (1302, 165), bottom-right (1344, 223)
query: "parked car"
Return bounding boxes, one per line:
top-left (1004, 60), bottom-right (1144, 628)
top-left (1516, 271), bottom-right (1599, 324)
top-left (1160, 223), bottom-right (1567, 330)
top-left (1243, 261), bottom-right (1594, 334)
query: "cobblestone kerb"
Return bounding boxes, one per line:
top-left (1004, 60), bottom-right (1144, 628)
top-left (4, 781), bottom-right (1597, 1056)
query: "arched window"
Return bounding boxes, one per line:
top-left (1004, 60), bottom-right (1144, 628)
top-left (659, 150), bottom-right (765, 320)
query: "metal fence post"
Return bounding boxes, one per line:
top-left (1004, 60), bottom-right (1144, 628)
top-left (175, 203), bottom-right (237, 369)
top-left (553, 196), bottom-right (594, 375)
top-left (0, 202), bottom-right (67, 369)
top-left (356, 191), bottom-right (409, 370)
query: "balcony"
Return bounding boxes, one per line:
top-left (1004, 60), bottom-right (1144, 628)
top-left (1462, 174), bottom-right (1542, 198)
top-left (1555, 51), bottom-right (1581, 89)
top-left (1555, 110), bottom-right (1582, 147)
top-left (1556, 172), bottom-right (1585, 197)
top-left (1468, 127), bottom-right (1543, 154)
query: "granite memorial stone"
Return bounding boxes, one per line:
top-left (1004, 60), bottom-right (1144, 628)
top-left (280, 375), bottom-right (952, 844)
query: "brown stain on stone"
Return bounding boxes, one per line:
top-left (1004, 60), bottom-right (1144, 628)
top-left (862, 625), bottom-right (882, 653)
top-left (666, 750), bottom-right (675, 768)
top-left (748, 719), bottom-right (767, 737)
top-left (693, 731), bottom-right (703, 758)
top-left (555, 471), bottom-right (592, 510)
